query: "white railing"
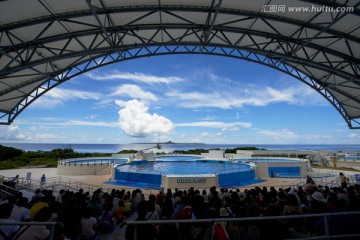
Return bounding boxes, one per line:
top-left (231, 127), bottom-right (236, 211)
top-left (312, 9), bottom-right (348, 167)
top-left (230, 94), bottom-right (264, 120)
top-left (0, 175), bottom-right (114, 194)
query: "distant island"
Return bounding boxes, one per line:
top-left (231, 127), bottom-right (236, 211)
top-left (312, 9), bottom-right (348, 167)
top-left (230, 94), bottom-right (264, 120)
top-left (134, 141), bottom-right (205, 144)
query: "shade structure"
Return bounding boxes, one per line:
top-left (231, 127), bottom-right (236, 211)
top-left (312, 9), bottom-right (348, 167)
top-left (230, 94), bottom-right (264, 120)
top-left (0, 0), bottom-right (359, 127)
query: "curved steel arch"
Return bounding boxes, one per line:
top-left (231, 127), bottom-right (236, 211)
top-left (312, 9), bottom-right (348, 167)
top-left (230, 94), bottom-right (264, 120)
top-left (1, 0), bottom-right (360, 128)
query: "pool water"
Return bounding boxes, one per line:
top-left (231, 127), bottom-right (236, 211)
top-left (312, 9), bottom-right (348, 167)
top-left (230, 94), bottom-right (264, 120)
top-left (155, 155), bottom-right (204, 161)
top-left (115, 160), bottom-right (251, 175)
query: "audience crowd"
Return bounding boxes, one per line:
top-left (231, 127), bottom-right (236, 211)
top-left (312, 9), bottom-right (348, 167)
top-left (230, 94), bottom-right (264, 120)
top-left (0, 175), bottom-right (360, 240)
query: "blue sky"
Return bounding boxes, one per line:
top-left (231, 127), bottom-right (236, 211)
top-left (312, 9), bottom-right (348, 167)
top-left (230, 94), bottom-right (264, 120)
top-left (0, 54), bottom-right (358, 144)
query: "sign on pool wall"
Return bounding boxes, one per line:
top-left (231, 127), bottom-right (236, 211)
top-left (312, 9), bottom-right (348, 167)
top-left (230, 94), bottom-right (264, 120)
top-left (163, 175), bottom-right (218, 188)
top-left (176, 178), bottom-right (207, 183)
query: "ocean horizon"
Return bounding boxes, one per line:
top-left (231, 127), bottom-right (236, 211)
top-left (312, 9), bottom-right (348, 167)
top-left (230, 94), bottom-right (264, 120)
top-left (1, 142), bottom-right (360, 154)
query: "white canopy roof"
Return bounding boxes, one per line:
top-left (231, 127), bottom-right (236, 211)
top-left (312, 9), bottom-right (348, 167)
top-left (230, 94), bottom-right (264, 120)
top-left (1, 0), bottom-right (360, 127)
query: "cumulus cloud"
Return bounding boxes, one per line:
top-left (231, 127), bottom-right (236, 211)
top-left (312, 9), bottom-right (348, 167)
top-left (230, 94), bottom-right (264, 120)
top-left (88, 72), bottom-right (183, 84)
top-left (0, 125), bottom-right (30, 140)
top-left (118, 99), bottom-right (174, 137)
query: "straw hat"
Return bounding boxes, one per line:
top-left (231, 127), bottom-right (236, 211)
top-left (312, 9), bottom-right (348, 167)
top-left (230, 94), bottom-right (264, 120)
top-left (219, 208), bottom-right (229, 217)
top-left (311, 191), bottom-right (326, 203)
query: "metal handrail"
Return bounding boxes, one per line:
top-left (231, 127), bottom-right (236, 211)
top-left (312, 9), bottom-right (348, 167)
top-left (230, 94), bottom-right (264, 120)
top-left (0, 174), bottom-right (115, 194)
top-left (127, 211), bottom-right (360, 240)
top-left (0, 221), bottom-right (56, 240)
top-left (57, 157), bottom-right (117, 166)
top-left (25, 176), bottom-right (115, 193)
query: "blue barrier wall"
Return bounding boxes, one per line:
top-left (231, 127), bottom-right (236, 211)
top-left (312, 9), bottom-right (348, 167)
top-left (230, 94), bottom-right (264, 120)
top-left (218, 169), bottom-right (257, 187)
top-left (115, 171), bottom-right (162, 185)
top-left (268, 167), bottom-right (301, 177)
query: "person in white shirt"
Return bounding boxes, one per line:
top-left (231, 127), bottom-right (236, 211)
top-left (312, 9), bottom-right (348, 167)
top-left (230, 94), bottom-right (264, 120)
top-left (79, 208), bottom-right (98, 240)
top-left (10, 197), bottom-right (30, 222)
top-left (55, 189), bottom-right (65, 203)
top-left (145, 195), bottom-right (160, 221)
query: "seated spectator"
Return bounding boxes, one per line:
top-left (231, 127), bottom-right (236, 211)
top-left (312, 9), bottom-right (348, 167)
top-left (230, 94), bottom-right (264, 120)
top-left (30, 189), bottom-right (43, 202)
top-left (316, 195), bottom-right (360, 237)
top-left (123, 195), bottom-right (132, 217)
top-left (12, 207), bottom-right (53, 240)
top-left (283, 194), bottom-right (309, 238)
top-left (125, 200), bottom-right (155, 240)
top-left (29, 195), bottom-right (48, 220)
top-left (113, 200), bottom-right (125, 224)
top-left (10, 197), bottom-right (30, 222)
top-left (79, 208), bottom-right (98, 240)
top-left (87, 194), bottom-right (102, 219)
top-left (0, 203), bottom-right (20, 240)
top-left (155, 189), bottom-right (165, 208)
top-left (218, 207), bottom-right (231, 229)
top-left (309, 191), bottom-right (327, 214)
top-left (58, 198), bottom-right (81, 240)
top-left (55, 189), bottom-right (65, 203)
top-left (94, 203), bottom-right (114, 234)
top-left (145, 195), bottom-right (160, 221)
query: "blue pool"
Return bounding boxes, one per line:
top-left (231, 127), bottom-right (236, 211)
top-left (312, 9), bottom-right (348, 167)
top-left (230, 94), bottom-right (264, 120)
top-left (155, 155), bottom-right (204, 161)
top-left (115, 160), bottom-right (251, 175)
top-left (60, 155), bottom-right (303, 189)
top-left (109, 158), bottom-right (264, 189)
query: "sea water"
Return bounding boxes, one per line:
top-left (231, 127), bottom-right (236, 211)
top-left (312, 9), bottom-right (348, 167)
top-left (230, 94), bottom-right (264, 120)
top-left (1, 143), bottom-right (360, 153)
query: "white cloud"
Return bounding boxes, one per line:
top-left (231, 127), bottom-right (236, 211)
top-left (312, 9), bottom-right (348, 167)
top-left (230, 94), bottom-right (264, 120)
top-left (66, 120), bottom-right (117, 127)
top-left (111, 84), bottom-right (158, 102)
top-left (23, 120), bottom-right (117, 128)
top-left (175, 121), bottom-right (251, 130)
top-left (258, 129), bottom-right (298, 141)
top-left (200, 132), bottom-right (210, 137)
top-left (200, 132), bottom-right (223, 138)
top-left (0, 125), bottom-right (30, 140)
top-left (200, 115), bottom-right (219, 121)
top-left (118, 99), bottom-right (174, 137)
top-left (31, 88), bottom-right (102, 108)
top-left (34, 133), bottom-right (67, 140)
top-left (349, 133), bottom-right (358, 139)
top-left (88, 72), bottom-right (183, 84)
top-left (48, 88), bottom-right (101, 100)
top-left (114, 100), bottom-right (128, 107)
top-left (166, 83), bottom-right (327, 109)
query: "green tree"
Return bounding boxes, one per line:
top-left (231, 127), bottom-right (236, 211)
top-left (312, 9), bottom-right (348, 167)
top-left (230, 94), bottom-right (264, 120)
top-left (0, 145), bottom-right (23, 161)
